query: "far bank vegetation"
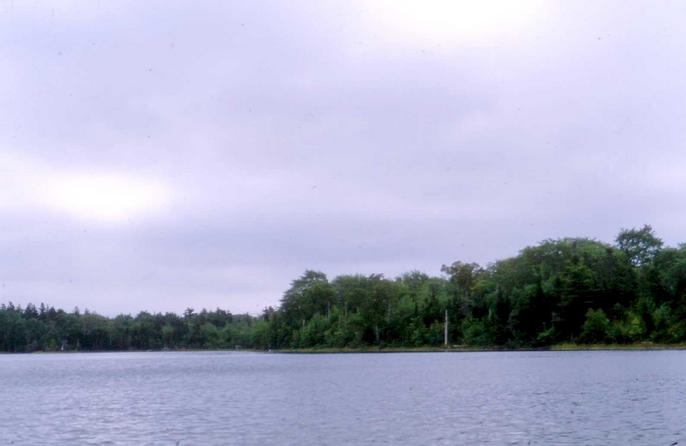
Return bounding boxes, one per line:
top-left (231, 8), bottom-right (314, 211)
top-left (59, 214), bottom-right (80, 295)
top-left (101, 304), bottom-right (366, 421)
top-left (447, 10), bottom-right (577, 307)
top-left (2, 225), bottom-right (685, 352)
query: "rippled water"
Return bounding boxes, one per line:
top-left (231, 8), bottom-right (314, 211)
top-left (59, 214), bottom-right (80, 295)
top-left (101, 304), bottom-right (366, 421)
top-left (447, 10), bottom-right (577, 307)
top-left (1, 350), bottom-right (684, 445)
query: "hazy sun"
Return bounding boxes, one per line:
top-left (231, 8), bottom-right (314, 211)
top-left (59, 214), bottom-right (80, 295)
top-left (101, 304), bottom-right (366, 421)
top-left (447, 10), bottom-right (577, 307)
top-left (45, 173), bottom-right (170, 223)
top-left (363, 0), bottom-right (545, 46)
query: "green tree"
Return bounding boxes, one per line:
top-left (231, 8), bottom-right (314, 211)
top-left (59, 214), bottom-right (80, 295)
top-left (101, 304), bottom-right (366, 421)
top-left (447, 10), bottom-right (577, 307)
top-left (616, 224), bottom-right (663, 267)
top-left (579, 309), bottom-right (610, 344)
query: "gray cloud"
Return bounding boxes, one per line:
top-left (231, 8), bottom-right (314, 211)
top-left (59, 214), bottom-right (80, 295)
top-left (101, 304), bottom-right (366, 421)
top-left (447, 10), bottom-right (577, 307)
top-left (2, 1), bottom-right (686, 314)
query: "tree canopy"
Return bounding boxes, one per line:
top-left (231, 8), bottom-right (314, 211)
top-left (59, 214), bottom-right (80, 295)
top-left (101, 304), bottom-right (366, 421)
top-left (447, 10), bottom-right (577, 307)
top-left (2, 225), bottom-right (685, 352)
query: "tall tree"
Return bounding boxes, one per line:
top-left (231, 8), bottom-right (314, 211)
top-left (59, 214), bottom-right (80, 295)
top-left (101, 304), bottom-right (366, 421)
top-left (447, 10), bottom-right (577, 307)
top-left (616, 224), bottom-right (663, 267)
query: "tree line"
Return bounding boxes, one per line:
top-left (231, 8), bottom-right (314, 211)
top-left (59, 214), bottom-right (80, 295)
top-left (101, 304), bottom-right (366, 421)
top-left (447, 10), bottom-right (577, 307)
top-left (2, 225), bottom-right (685, 352)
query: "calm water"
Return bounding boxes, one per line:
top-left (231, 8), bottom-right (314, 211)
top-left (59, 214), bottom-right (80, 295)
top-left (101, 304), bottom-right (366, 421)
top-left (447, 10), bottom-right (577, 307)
top-left (1, 350), bottom-right (684, 445)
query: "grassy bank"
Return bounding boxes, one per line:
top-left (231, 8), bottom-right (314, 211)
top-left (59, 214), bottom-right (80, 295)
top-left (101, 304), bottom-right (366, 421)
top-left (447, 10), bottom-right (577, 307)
top-left (274, 342), bottom-right (686, 353)
top-left (9, 342), bottom-right (686, 354)
top-left (550, 342), bottom-right (686, 351)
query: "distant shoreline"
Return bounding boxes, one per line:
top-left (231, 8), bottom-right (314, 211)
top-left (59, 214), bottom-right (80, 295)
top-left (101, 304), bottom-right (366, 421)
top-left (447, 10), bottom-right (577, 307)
top-left (274, 342), bottom-right (686, 353)
top-left (5, 342), bottom-right (686, 355)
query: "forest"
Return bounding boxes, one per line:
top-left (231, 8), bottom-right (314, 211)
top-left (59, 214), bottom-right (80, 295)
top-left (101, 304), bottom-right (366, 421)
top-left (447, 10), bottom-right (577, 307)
top-left (2, 225), bottom-right (685, 352)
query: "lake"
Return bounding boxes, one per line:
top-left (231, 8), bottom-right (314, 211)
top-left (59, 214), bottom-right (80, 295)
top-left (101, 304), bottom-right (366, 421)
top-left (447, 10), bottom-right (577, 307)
top-left (0, 350), bottom-right (684, 445)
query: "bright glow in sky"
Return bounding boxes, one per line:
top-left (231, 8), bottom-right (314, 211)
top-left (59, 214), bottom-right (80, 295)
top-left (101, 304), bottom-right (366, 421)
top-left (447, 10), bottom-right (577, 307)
top-left (364, 0), bottom-right (546, 45)
top-left (44, 174), bottom-right (170, 223)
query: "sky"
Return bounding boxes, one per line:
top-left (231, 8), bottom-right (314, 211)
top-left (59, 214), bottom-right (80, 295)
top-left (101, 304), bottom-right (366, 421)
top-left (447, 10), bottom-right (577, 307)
top-left (1, 1), bottom-right (686, 315)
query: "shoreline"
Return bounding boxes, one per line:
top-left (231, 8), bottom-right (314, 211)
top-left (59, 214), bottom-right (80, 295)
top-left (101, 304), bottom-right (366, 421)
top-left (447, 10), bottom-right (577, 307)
top-left (4, 342), bottom-right (686, 355)
top-left (274, 342), bottom-right (686, 354)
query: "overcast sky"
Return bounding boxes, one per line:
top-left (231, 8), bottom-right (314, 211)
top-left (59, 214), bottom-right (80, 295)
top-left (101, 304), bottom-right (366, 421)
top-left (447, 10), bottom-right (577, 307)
top-left (1, 1), bottom-right (685, 315)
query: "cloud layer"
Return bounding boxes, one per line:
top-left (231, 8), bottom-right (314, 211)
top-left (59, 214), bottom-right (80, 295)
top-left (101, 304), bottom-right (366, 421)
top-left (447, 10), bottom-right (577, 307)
top-left (2, 1), bottom-right (686, 314)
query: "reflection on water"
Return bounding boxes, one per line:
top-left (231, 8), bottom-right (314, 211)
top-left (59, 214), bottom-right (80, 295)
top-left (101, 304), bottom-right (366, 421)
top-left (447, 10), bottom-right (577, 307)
top-left (1, 350), bottom-right (684, 445)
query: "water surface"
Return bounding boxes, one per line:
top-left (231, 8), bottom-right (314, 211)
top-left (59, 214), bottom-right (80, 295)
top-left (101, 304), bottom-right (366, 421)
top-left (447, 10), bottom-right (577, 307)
top-left (1, 350), bottom-right (684, 445)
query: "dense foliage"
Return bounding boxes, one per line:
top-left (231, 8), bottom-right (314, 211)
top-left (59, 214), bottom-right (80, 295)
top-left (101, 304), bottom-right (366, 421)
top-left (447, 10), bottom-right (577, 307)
top-left (2, 225), bottom-right (686, 352)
